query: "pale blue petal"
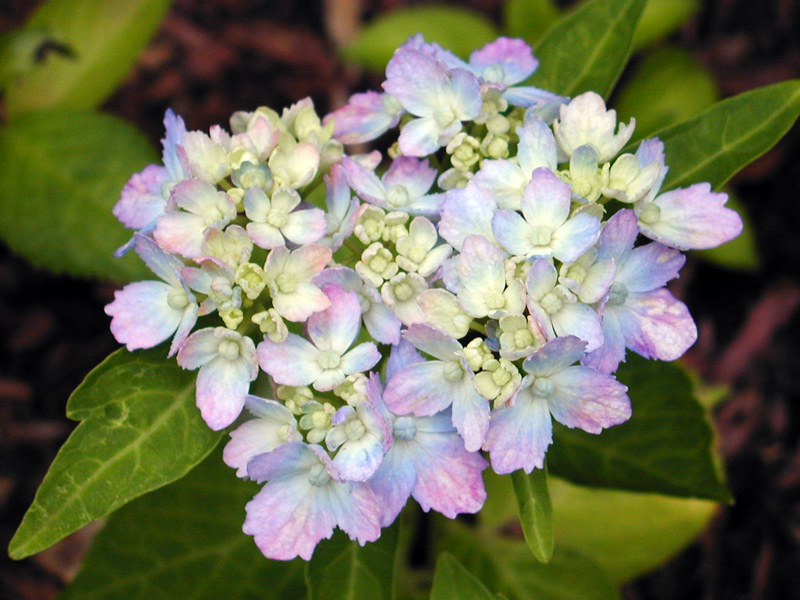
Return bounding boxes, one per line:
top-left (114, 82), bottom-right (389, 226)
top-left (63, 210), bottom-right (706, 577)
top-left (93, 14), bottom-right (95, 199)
top-left (340, 342), bottom-right (381, 375)
top-left (550, 212), bottom-right (601, 263)
top-left (485, 388), bottom-right (552, 474)
top-left (517, 116), bottom-right (557, 173)
top-left (617, 242), bottom-right (685, 293)
top-left (492, 209), bottom-right (534, 256)
top-left (308, 285), bottom-right (362, 354)
top-left (522, 336), bottom-right (586, 377)
top-left (552, 302), bottom-right (604, 352)
top-left (450, 379), bottom-right (490, 452)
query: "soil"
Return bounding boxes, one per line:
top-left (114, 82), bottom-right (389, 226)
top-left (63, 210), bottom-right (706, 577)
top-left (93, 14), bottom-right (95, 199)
top-left (1, 1), bottom-right (799, 598)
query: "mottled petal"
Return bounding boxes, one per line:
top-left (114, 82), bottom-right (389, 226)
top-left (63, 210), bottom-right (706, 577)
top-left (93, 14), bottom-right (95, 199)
top-left (617, 242), bottom-right (685, 293)
top-left (548, 367), bottom-right (630, 433)
top-left (617, 289), bottom-right (698, 361)
top-left (485, 389), bottom-right (552, 474)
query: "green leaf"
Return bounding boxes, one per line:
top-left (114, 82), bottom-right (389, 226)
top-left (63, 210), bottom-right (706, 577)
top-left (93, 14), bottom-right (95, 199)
top-left (306, 521), bottom-right (400, 600)
top-left (546, 355), bottom-right (731, 502)
top-left (632, 0), bottom-right (698, 50)
top-left (341, 6), bottom-right (499, 72)
top-left (5, 0), bottom-right (171, 116)
top-left (9, 348), bottom-right (222, 560)
top-left (615, 47), bottom-right (718, 142)
top-left (58, 448), bottom-right (307, 600)
top-left (0, 111), bottom-right (155, 282)
top-left (438, 520), bottom-right (619, 600)
top-left (482, 471), bottom-right (717, 584)
top-left (430, 553), bottom-right (495, 600)
top-left (511, 468), bottom-right (553, 563)
top-left (530, 0), bottom-right (647, 98)
top-left (503, 0), bottom-right (561, 46)
top-left (695, 192), bottom-right (760, 271)
top-left (654, 80), bottom-right (800, 191)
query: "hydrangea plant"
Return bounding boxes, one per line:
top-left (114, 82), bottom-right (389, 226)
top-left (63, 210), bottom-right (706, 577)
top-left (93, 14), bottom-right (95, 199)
top-left (6, 0), bottom-right (800, 597)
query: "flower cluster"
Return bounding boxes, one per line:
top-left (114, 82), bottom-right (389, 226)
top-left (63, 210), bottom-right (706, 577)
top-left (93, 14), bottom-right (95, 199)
top-left (106, 35), bottom-right (742, 561)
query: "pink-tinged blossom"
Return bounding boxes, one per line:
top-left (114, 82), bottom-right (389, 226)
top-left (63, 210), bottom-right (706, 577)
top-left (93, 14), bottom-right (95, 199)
top-left (492, 168), bottom-right (601, 263)
top-left (326, 401), bottom-right (391, 481)
top-left (244, 186), bottom-right (326, 249)
top-left (105, 234), bottom-right (198, 357)
top-left (383, 324), bottom-right (490, 452)
top-left (258, 284), bottom-right (380, 391)
top-left (326, 91), bottom-right (405, 144)
top-left (224, 395), bottom-right (302, 477)
top-left (583, 210), bottom-right (697, 373)
top-left (181, 257), bottom-right (241, 315)
top-left (342, 155), bottom-right (443, 216)
top-left (244, 442), bottom-right (380, 561)
top-left (395, 217), bottom-right (452, 277)
top-left (456, 235), bottom-right (525, 319)
top-left (438, 181), bottom-right (500, 251)
top-left (154, 179), bottom-right (237, 258)
top-left (367, 371), bottom-right (487, 526)
top-left (319, 164), bottom-right (360, 251)
top-left (381, 272), bottom-right (428, 327)
top-left (558, 247), bottom-right (616, 305)
top-left (263, 244), bottom-right (332, 322)
top-left (485, 336), bottom-right (631, 474)
top-left (472, 115), bottom-right (558, 210)
top-left (553, 92), bottom-right (635, 164)
top-left (382, 46), bottom-right (482, 156)
top-left (314, 266), bottom-right (401, 344)
top-left (177, 327), bottom-right (258, 430)
top-left (526, 258), bottom-right (604, 351)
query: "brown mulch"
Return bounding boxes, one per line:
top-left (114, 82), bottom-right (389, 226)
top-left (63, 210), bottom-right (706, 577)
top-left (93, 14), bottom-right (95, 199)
top-left (2, 1), bottom-right (800, 599)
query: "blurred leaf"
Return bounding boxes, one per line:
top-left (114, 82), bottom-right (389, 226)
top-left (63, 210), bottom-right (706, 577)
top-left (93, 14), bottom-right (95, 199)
top-left (546, 355), bottom-right (732, 502)
top-left (0, 110), bottom-right (154, 282)
top-left (482, 471), bottom-right (717, 583)
top-left (530, 0), bottom-right (647, 98)
top-left (5, 0), bottom-right (171, 116)
top-left (651, 80), bottom-right (800, 191)
top-left (306, 522), bottom-right (400, 600)
top-left (341, 6), bottom-right (499, 72)
top-left (615, 47), bottom-right (718, 142)
top-left (439, 520), bottom-right (619, 600)
top-left (0, 27), bottom-right (72, 90)
top-left (9, 348), bottom-right (222, 560)
top-left (430, 553), bottom-right (496, 600)
top-left (695, 192), bottom-right (760, 271)
top-left (58, 447), bottom-right (307, 600)
top-left (511, 468), bottom-right (554, 563)
top-left (503, 0), bottom-right (561, 46)
top-left (632, 0), bottom-right (698, 49)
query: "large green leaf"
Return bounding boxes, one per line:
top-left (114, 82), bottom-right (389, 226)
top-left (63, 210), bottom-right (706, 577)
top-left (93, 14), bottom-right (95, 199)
top-left (530, 0), bottom-right (647, 98)
top-left (438, 520), bottom-right (619, 600)
top-left (341, 6), bottom-right (499, 72)
top-left (57, 448), bottom-right (306, 600)
top-left (5, 0), bottom-right (171, 115)
top-left (306, 522), bottom-right (400, 600)
top-left (0, 111), bottom-right (155, 282)
top-left (9, 348), bottom-right (222, 560)
top-left (652, 80), bottom-right (800, 191)
top-left (503, 0), bottom-right (561, 46)
top-left (546, 355), bottom-right (731, 502)
top-left (511, 468), bottom-right (553, 563)
top-left (632, 0), bottom-right (698, 50)
top-left (430, 553), bottom-right (496, 600)
top-left (615, 47), bottom-right (718, 143)
top-left (482, 471), bottom-right (717, 584)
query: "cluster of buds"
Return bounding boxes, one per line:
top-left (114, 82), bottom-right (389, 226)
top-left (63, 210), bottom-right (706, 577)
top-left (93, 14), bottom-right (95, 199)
top-left (106, 34), bottom-right (742, 561)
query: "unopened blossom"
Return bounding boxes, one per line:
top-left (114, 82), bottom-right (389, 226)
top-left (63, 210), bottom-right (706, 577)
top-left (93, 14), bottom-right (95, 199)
top-left (381, 272), bottom-right (428, 326)
top-left (201, 225), bottom-right (253, 270)
top-left (417, 289), bottom-right (473, 340)
top-left (223, 396), bottom-right (302, 477)
top-left (485, 336), bottom-right (631, 474)
top-left (244, 443), bottom-right (380, 561)
top-left (558, 247), bottom-right (616, 305)
top-left (258, 285), bottom-right (380, 391)
top-left (251, 308), bottom-right (288, 343)
top-left (497, 313), bottom-right (546, 360)
top-left (318, 164), bottom-right (360, 251)
top-left (105, 234), bottom-right (198, 357)
top-left (176, 327), bottom-right (258, 430)
top-left (181, 129), bottom-right (231, 184)
top-left (357, 242), bottom-right (399, 288)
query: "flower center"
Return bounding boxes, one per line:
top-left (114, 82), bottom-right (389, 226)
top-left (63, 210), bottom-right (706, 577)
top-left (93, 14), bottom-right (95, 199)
top-left (529, 225), bottom-right (552, 246)
top-left (531, 377), bottom-right (555, 399)
top-left (317, 349), bottom-right (341, 370)
top-left (218, 339), bottom-right (240, 361)
top-left (387, 185), bottom-right (410, 208)
top-left (393, 416), bottom-right (417, 441)
top-left (266, 210), bottom-right (288, 228)
top-left (608, 281), bottom-right (629, 306)
top-left (638, 203), bottom-right (661, 224)
top-left (481, 64), bottom-right (505, 83)
top-left (566, 264), bottom-right (587, 284)
top-left (344, 418), bottom-right (366, 441)
top-left (167, 288), bottom-right (190, 310)
top-left (514, 328), bottom-right (533, 349)
top-left (443, 359), bottom-right (464, 382)
top-left (308, 462), bottom-right (331, 487)
top-left (275, 272), bottom-right (296, 294)
top-left (540, 291), bottom-right (563, 314)
top-left (393, 281), bottom-right (414, 302)
top-left (486, 291), bottom-right (506, 310)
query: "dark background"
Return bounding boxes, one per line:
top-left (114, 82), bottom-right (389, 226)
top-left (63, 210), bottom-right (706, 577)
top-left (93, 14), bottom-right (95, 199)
top-left (1, 1), bottom-right (800, 598)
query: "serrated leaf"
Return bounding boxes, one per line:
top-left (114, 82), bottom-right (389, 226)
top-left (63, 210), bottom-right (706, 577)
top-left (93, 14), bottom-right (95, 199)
top-left (511, 468), bottom-right (553, 563)
top-left (615, 46), bottom-right (718, 142)
top-left (341, 6), bottom-right (499, 72)
top-left (0, 111), bottom-right (155, 282)
top-left (530, 0), bottom-right (647, 98)
top-left (482, 471), bottom-right (717, 584)
top-left (9, 348), bottom-right (222, 560)
top-left (306, 521), bottom-right (400, 600)
top-left (546, 355), bottom-right (731, 502)
top-left (5, 0), bottom-right (171, 115)
top-left (503, 0), bottom-right (561, 45)
top-left (438, 520), bottom-right (619, 600)
top-left (430, 553), bottom-right (495, 600)
top-left (58, 447), bottom-right (307, 600)
top-left (695, 192), bottom-right (759, 271)
top-left (632, 0), bottom-right (698, 50)
top-left (651, 80), bottom-right (800, 191)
